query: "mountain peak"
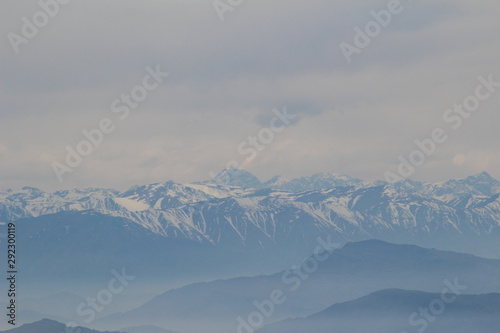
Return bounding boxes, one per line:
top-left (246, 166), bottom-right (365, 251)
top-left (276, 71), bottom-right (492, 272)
top-left (339, 239), bottom-right (433, 261)
top-left (342, 239), bottom-right (402, 252)
top-left (36, 318), bottom-right (61, 324)
top-left (262, 175), bottom-right (289, 188)
top-left (4, 319), bottom-right (127, 333)
top-left (467, 171), bottom-right (496, 182)
top-left (212, 168), bottom-right (262, 188)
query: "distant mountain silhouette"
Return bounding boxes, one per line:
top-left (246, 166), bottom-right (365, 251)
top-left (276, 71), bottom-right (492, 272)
top-left (97, 240), bottom-right (500, 333)
top-left (258, 289), bottom-right (500, 333)
top-left (0, 319), bottom-right (125, 333)
top-left (120, 325), bottom-right (179, 333)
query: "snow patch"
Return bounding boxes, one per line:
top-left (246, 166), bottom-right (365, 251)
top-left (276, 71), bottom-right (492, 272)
top-left (154, 197), bottom-right (164, 209)
top-left (114, 198), bottom-right (150, 211)
top-left (185, 184), bottom-right (228, 198)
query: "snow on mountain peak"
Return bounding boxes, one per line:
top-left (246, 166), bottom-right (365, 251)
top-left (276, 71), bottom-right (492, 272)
top-left (211, 167), bottom-right (262, 188)
top-left (1, 170), bottom-right (499, 249)
top-left (113, 197), bottom-right (150, 211)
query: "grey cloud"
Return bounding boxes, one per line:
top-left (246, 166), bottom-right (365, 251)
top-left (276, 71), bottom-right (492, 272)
top-left (0, 0), bottom-right (499, 191)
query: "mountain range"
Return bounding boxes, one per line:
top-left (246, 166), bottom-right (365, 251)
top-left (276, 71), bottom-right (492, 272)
top-left (257, 289), bottom-right (500, 333)
top-left (0, 319), bottom-right (125, 333)
top-left (0, 319), bottom-right (179, 333)
top-left (2, 169), bottom-right (500, 289)
top-left (2, 169), bottom-right (499, 261)
top-left (1, 168), bottom-right (500, 329)
top-left (94, 240), bottom-right (500, 333)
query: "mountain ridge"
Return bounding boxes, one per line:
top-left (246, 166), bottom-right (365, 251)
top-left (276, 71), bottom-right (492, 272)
top-left (0, 319), bottom-right (125, 333)
top-left (257, 289), bottom-right (500, 333)
top-left (2, 169), bottom-right (500, 260)
top-left (95, 240), bottom-right (500, 333)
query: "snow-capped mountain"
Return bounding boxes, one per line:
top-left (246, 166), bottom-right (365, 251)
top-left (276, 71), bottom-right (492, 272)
top-left (270, 172), bottom-right (376, 192)
top-left (0, 186), bottom-right (120, 220)
top-left (1, 170), bottom-right (500, 258)
top-left (205, 167), bottom-right (263, 188)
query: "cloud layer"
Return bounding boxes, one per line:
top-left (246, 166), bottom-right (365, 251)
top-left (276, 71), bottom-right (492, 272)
top-left (1, 0), bottom-right (499, 191)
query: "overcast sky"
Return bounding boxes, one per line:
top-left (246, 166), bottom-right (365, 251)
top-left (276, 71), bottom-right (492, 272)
top-left (1, 0), bottom-right (499, 191)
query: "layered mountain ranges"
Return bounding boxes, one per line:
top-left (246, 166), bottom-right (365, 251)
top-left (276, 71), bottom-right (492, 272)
top-left (6, 240), bottom-right (500, 333)
top-left (257, 289), bottom-right (500, 333)
top-left (93, 240), bottom-right (500, 333)
top-left (0, 319), bottom-right (178, 333)
top-left (0, 319), bottom-right (126, 333)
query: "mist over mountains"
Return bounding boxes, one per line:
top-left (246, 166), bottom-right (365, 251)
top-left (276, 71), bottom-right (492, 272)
top-left (1, 169), bottom-right (500, 332)
top-left (257, 289), bottom-right (500, 333)
top-left (0, 319), bottom-right (126, 333)
top-left (94, 240), bottom-right (500, 332)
